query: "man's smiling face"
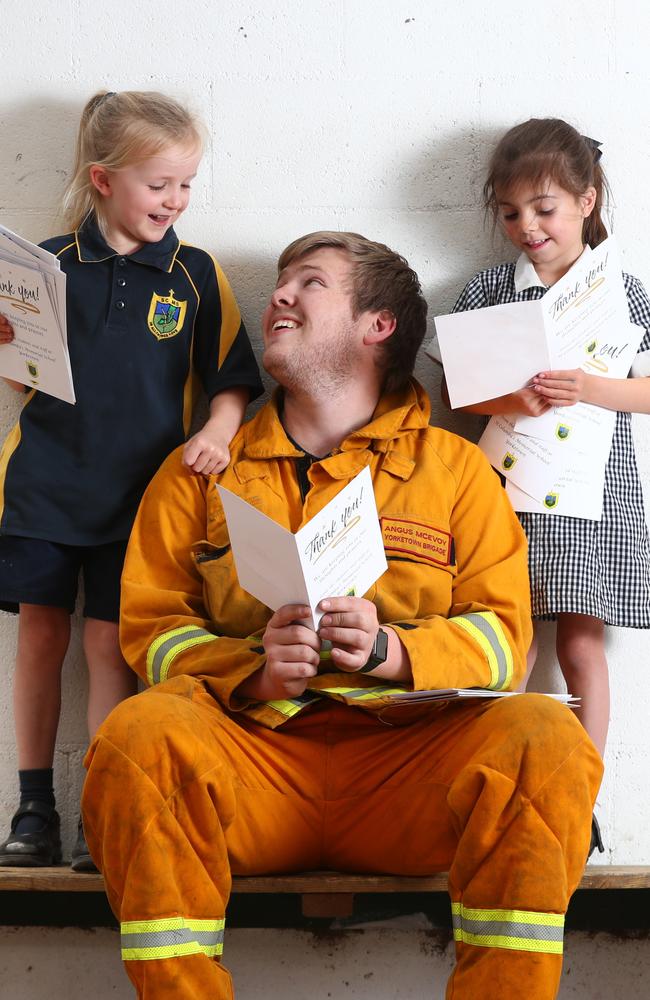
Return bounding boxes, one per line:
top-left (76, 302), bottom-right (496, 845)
top-left (262, 247), bottom-right (365, 395)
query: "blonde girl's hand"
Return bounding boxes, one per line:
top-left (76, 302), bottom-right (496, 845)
top-left (182, 423), bottom-right (230, 476)
top-left (510, 386), bottom-right (552, 417)
top-left (0, 314), bottom-right (15, 344)
top-left (533, 369), bottom-right (586, 406)
top-left (318, 597), bottom-right (379, 672)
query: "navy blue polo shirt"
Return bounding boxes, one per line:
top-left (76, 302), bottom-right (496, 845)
top-left (0, 217), bottom-right (263, 545)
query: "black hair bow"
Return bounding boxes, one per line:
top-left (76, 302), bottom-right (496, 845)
top-left (582, 135), bottom-right (603, 163)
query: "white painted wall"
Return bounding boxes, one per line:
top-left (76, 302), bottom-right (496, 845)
top-left (1, 2), bottom-right (650, 995)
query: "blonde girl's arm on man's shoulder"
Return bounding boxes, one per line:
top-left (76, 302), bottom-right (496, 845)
top-left (182, 385), bottom-right (250, 476)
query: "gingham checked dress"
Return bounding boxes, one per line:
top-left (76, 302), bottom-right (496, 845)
top-left (452, 254), bottom-right (650, 626)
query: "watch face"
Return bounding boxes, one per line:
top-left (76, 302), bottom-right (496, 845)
top-left (360, 628), bottom-right (388, 672)
top-left (374, 627), bottom-right (388, 663)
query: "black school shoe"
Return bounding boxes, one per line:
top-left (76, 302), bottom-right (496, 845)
top-left (0, 800), bottom-right (62, 866)
top-left (70, 817), bottom-right (98, 873)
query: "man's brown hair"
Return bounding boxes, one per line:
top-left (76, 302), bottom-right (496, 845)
top-left (278, 231), bottom-right (428, 393)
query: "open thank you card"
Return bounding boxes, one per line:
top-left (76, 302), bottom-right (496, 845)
top-left (217, 465), bottom-right (388, 630)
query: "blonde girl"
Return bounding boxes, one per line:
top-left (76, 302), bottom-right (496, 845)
top-left (0, 90), bottom-right (262, 869)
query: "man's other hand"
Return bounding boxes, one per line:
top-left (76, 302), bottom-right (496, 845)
top-left (236, 605), bottom-right (320, 701)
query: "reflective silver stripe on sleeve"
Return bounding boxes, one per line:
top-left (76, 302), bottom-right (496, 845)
top-left (148, 627), bottom-right (217, 685)
top-left (463, 614), bottom-right (508, 688)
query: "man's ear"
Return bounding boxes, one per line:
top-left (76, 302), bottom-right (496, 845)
top-left (363, 309), bottom-right (396, 345)
top-left (89, 164), bottom-right (113, 197)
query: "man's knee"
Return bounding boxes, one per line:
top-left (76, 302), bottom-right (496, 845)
top-left (496, 692), bottom-right (596, 754)
top-left (492, 694), bottom-right (603, 814)
top-left (86, 675), bottom-right (215, 780)
top-left (460, 693), bottom-right (603, 801)
top-left (447, 695), bottom-right (602, 883)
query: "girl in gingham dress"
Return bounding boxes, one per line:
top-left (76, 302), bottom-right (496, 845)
top-left (450, 118), bottom-right (650, 763)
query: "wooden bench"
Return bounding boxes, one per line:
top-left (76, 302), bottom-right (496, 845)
top-left (2, 866), bottom-right (650, 918)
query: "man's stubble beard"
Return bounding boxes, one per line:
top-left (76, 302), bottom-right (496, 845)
top-left (263, 326), bottom-right (361, 399)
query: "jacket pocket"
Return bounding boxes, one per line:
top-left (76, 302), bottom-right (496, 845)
top-left (191, 540), bottom-right (270, 638)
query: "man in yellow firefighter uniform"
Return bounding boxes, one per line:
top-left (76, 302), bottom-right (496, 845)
top-left (83, 232), bottom-right (602, 999)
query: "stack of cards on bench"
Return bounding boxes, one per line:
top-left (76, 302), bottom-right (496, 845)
top-left (384, 689), bottom-right (579, 705)
top-left (0, 223), bottom-right (74, 403)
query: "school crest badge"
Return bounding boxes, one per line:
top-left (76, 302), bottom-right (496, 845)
top-left (26, 360), bottom-right (39, 381)
top-left (502, 452), bottom-right (516, 471)
top-left (147, 289), bottom-right (187, 340)
top-left (555, 424), bottom-right (570, 441)
top-left (544, 493), bottom-right (559, 509)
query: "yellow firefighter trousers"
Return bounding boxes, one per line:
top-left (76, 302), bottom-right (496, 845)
top-left (83, 675), bottom-right (602, 999)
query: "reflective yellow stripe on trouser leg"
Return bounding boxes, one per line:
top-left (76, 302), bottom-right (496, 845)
top-left (121, 916), bottom-right (225, 962)
top-left (451, 903), bottom-right (564, 955)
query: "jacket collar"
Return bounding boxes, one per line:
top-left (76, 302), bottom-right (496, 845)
top-left (342, 379), bottom-right (431, 450)
top-left (240, 380), bottom-right (431, 466)
top-left (75, 215), bottom-right (180, 271)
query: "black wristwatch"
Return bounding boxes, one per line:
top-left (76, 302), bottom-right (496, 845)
top-left (359, 628), bottom-right (389, 673)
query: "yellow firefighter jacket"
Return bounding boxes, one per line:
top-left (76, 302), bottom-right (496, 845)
top-left (120, 380), bottom-right (532, 727)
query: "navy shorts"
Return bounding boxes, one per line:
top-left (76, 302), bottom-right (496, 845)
top-left (0, 535), bottom-right (129, 622)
